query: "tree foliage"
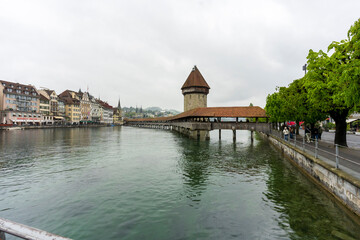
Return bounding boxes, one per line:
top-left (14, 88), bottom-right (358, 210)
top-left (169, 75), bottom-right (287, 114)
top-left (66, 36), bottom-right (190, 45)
top-left (266, 18), bottom-right (360, 146)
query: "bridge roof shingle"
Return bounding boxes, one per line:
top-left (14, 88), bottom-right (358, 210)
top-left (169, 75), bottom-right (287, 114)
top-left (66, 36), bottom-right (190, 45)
top-left (125, 106), bottom-right (267, 122)
top-left (172, 106), bottom-right (267, 119)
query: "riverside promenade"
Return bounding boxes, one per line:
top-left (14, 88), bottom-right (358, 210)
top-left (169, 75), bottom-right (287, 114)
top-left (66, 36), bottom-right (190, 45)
top-left (272, 130), bottom-right (360, 180)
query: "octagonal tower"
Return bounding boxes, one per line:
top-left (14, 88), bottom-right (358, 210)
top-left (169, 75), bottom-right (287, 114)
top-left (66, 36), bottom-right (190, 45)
top-left (181, 66), bottom-right (210, 112)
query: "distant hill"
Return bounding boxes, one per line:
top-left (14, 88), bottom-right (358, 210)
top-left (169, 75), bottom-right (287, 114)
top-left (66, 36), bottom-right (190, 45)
top-left (122, 106), bottom-right (181, 118)
top-left (145, 107), bottom-right (162, 112)
top-left (166, 109), bottom-right (181, 115)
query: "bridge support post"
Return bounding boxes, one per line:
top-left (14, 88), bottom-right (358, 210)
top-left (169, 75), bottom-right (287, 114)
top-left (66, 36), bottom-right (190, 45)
top-left (232, 126), bottom-right (236, 141)
top-left (219, 129), bottom-right (221, 140)
top-left (189, 130), bottom-right (209, 140)
top-left (251, 130), bottom-right (254, 142)
top-left (0, 230), bottom-right (5, 240)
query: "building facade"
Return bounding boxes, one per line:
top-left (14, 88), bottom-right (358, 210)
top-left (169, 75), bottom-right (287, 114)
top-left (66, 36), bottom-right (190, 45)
top-left (113, 99), bottom-right (123, 124)
top-left (97, 99), bottom-right (113, 124)
top-left (58, 90), bottom-right (81, 124)
top-left (39, 91), bottom-right (53, 125)
top-left (89, 95), bottom-right (101, 123)
top-left (77, 91), bottom-right (91, 122)
top-left (0, 80), bottom-right (41, 125)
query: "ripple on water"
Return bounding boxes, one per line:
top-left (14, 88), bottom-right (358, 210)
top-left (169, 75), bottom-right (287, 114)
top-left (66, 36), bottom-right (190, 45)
top-left (1, 128), bottom-right (360, 240)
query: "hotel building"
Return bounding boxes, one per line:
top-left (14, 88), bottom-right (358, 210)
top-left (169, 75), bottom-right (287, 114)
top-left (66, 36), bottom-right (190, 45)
top-left (0, 80), bottom-right (41, 125)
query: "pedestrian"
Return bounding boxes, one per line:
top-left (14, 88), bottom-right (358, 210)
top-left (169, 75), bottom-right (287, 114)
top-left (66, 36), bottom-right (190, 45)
top-left (318, 127), bottom-right (322, 140)
top-left (290, 127), bottom-right (294, 139)
top-left (305, 125), bottom-right (311, 143)
top-left (283, 127), bottom-right (289, 141)
top-left (314, 127), bottom-right (319, 140)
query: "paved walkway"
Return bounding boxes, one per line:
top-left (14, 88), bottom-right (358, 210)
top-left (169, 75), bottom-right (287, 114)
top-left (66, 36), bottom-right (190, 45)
top-left (271, 130), bottom-right (360, 180)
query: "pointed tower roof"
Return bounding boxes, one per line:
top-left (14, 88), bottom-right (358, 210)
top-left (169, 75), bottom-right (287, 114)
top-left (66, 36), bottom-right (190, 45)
top-left (181, 65), bottom-right (210, 90)
top-left (117, 98), bottom-right (121, 109)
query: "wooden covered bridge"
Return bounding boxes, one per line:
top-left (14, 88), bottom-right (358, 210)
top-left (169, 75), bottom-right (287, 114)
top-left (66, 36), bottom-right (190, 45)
top-left (125, 106), bottom-right (270, 141)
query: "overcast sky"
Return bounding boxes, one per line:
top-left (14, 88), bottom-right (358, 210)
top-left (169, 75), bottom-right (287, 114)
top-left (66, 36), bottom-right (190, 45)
top-left (0, 0), bottom-right (359, 111)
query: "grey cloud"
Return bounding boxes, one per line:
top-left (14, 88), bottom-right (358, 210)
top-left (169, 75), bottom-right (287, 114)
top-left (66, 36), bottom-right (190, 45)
top-left (0, 0), bottom-right (359, 110)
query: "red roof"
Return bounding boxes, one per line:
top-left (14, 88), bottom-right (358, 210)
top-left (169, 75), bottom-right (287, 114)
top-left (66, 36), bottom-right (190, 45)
top-left (181, 66), bottom-right (210, 90)
top-left (96, 99), bottom-right (113, 109)
top-left (126, 106), bottom-right (267, 122)
top-left (172, 106), bottom-right (267, 119)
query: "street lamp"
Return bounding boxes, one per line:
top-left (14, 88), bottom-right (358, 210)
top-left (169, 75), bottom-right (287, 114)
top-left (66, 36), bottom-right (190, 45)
top-left (303, 63), bottom-right (307, 75)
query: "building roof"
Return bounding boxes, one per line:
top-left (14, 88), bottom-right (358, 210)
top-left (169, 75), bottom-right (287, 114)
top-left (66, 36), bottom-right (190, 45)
top-left (126, 106), bottom-right (267, 122)
top-left (181, 66), bottom-right (210, 90)
top-left (172, 106), bottom-right (267, 119)
top-left (58, 90), bottom-right (80, 105)
top-left (44, 89), bottom-right (55, 96)
top-left (0, 80), bottom-right (39, 97)
top-left (39, 91), bottom-right (50, 101)
top-left (96, 99), bottom-right (113, 110)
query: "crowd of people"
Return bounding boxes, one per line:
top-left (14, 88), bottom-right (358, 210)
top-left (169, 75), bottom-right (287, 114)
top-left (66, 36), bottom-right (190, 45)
top-left (282, 124), bottom-right (322, 143)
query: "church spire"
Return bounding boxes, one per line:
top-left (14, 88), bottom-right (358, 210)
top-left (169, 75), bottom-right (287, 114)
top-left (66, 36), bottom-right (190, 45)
top-left (117, 98), bottom-right (121, 110)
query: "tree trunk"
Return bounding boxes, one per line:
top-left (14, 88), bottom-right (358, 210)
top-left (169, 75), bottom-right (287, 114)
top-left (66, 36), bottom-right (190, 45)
top-left (296, 120), bottom-right (300, 135)
top-left (330, 110), bottom-right (349, 147)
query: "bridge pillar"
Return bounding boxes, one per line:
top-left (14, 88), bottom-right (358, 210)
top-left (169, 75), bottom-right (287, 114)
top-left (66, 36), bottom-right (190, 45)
top-left (189, 130), bottom-right (209, 140)
top-left (219, 129), bottom-right (221, 140)
top-left (232, 126), bottom-right (236, 141)
top-left (251, 130), bottom-right (254, 142)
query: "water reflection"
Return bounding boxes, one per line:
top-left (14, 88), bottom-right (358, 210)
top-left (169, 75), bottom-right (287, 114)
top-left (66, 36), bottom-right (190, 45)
top-left (175, 130), bottom-right (268, 206)
top-left (264, 145), bottom-right (360, 240)
top-left (1, 127), bottom-right (360, 240)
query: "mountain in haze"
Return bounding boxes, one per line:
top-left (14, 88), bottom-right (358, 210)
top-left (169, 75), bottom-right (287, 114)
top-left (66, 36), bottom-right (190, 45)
top-left (145, 106), bottom-right (162, 112)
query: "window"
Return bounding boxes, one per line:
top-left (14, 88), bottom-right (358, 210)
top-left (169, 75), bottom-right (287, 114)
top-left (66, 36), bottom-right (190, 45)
top-left (16, 90), bottom-right (21, 93)
top-left (8, 88), bottom-right (13, 92)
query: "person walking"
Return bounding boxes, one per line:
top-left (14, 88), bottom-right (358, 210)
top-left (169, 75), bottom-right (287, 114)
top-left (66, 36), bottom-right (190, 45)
top-left (283, 127), bottom-right (289, 141)
top-left (305, 125), bottom-right (311, 143)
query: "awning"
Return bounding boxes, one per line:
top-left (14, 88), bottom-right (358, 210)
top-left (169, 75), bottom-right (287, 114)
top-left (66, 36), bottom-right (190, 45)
top-left (54, 117), bottom-right (64, 120)
top-left (346, 118), bottom-right (358, 123)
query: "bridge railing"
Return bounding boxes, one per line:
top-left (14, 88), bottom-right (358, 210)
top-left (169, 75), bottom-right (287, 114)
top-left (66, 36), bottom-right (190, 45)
top-left (269, 129), bottom-right (360, 179)
top-left (0, 217), bottom-right (71, 240)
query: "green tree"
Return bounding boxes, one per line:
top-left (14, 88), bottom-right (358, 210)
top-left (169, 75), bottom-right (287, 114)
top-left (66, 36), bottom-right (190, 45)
top-left (266, 79), bottom-right (326, 134)
top-left (265, 90), bottom-right (285, 125)
top-left (305, 18), bottom-right (360, 146)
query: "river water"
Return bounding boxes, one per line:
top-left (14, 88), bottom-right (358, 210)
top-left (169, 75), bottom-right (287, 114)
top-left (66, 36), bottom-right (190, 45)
top-left (0, 127), bottom-right (360, 240)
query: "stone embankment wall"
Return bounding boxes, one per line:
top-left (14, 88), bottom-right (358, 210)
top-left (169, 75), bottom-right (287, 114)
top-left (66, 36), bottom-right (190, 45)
top-left (261, 133), bottom-right (360, 217)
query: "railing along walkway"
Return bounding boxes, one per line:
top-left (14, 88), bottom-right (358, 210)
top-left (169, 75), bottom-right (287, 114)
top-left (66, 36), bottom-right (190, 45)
top-left (270, 130), bottom-right (360, 180)
top-left (0, 217), bottom-right (71, 240)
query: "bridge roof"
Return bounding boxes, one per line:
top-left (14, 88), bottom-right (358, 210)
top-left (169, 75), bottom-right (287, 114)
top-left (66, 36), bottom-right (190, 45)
top-left (172, 106), bottom-right (267, 119)
top-left (125, 106), bottom-right (267, 122)
top-left (181, 66), bottom-right (210, 90)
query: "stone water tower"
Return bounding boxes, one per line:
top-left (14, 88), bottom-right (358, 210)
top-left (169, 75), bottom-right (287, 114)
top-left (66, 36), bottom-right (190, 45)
top-left (181, 65), bottom-right (210, 112)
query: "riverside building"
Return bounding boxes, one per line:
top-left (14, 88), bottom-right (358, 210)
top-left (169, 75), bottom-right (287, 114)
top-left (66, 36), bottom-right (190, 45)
top-left (38, 90), bottom-right (53, 125)
top-left (0, 80), bottom-right (41, 125)
top-left (58, 90), bottom-right (81, 124)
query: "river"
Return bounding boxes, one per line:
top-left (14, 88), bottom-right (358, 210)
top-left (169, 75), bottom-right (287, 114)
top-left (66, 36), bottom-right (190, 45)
top-left (1, 127), bottom-right (360, 239)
